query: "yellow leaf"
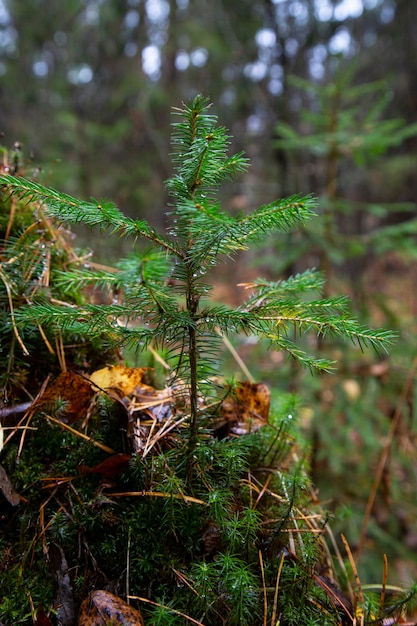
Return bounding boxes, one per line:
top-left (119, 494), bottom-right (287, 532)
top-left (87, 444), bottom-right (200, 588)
top-left (89, 365), bottom-right (150, 397)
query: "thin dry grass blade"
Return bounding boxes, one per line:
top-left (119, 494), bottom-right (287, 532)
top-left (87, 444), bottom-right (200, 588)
top-left (380, 553), bottom-right (388, 611)
top-left (142, 414), bottom-right (188, 459)
top-left (0, 266), bottom-right (29, 355)
top-left (45, 414), bottom-right (115, 454)
top-left (37, 323), bottom-right (55, 354)
top-left (126, 528), bottom-right (131, 605)
top-left (108, 490), bottom-right (206, 505)
top-left (341, 533), bottom-right (364, 608)
top-left (40, 477), bottom-right (74, 489)
top-left (128, 595), bottom-right (205, 626)
top-left (147, 344), bottom-right (172, 370)
top-left (324, 523), bottom-right (354, 601)
top-left (171, 568), bottom-right (200, 596)
top-left (271, 551), bottom-right (285, 626)
top-left (314, 574), bottom-right (354, 623)
top-left (253, 474), bottom-right (272, 510)
top-left (259, 550), bottom-right (268, 626)
top-left (4, 376), bottom-right (50, 459)
top-left (280, 474), bottom-right (303, 554)
top-left (216, 327), bottom-right (255, 382)
top-left (55, 332), bottom-right (66, 372)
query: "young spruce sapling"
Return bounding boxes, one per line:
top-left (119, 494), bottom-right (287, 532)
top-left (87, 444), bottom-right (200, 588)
top-left (0, 95), bottom-right (395, 488)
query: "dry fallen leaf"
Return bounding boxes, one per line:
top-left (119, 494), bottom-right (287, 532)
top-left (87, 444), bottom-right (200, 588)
top-left (78, 590), bottom-right (145, 626)
top-left (0, 463), bottom-right (20, 506)
top-left (49, 543), bottom-right (75, 626)
top-left (37, 371), bottom-right (95, 424)
top-left (79, 453), bottom-right (131, 478)
top-left (89, 365), bottom-right (151, 397)
top-left (89, 368), bottom-right (268, 455)
top-left (34, 605), bottom-right (53, 626)
top-left (90, 365), bottom-right (173, 454)
top-left (220, 381), bottom-right (270, 435)
top-left (89, 365), bottom-right (172, 418)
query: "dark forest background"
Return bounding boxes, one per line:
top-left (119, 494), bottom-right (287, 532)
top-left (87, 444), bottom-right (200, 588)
top-left (1, 0), bottom-right (417, 584)
top-left (1, 0), bottom-right (417, 225)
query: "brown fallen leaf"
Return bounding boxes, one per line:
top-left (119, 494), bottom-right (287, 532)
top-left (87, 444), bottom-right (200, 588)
top-left (78, 590), bottom-right (145, 626)
top-left (220, 381), bottom-right (270, 435)
top-left (37, 371), bottom-right (95, 424)
top-left (34, 605), bottom-right (53, 626)
top-left (79, 453), bottom-right (131, 478)
top-left (49, 543), bottom-right (75, 626)
top-left (0, 463), bottom-right (20, 505)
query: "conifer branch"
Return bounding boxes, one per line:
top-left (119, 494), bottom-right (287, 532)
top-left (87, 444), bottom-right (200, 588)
top-left (239, 269), bottom-right (326, 297)
top-left (14, 300), bottom-right (152, 344)
top-left (185, 195), bottom-right (317, 264)
top-left (53, 267), bottom-right (118, 294)
top-left (0, 174), bottom-right (182, 258)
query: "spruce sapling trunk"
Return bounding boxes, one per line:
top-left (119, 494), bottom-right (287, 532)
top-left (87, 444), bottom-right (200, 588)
top-left (185, 263), bottom-right (201, 482)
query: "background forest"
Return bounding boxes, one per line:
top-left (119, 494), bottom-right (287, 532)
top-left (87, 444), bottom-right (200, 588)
top-left (1, 0), bottom-right (417, 607)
